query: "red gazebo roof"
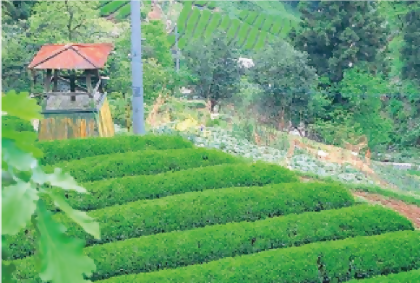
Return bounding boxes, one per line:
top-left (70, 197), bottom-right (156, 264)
top-left (28, 43), bottom-right (114, 70)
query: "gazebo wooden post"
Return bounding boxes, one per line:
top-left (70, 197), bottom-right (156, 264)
top-left (53, 69), bottom-right (59, 92)
top-left (70, 70), bottom-right (76, 101)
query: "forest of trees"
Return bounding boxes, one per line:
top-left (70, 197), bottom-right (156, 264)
top-left (2, 0), bottom-right (419, 152)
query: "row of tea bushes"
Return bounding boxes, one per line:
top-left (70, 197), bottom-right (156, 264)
top-left (97, 231), bottom-right (420, 283)
top-left (12, 205), bottom-right (414, 281)
top-left (48, 162), bottom-right (298, 211)
top-left (38, 135), bottom-right (193, 165)
top-left (44, 148), bottom-right (243, 183)
top-left (5, 183), bottom-right (354, 260)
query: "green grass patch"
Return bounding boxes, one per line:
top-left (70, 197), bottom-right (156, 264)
top-left (347, 269), bottom-right (420, 282)
top-left (261, 16), bottom-right (274, 32)
top-left (408, 169), bottom-right (420, 176)
top-left (96, 231), bottom-right (420, 282)
top-left (178, 36), bottom-right (187, 48)
top-left (226, 18), bottom-right (240, 40)
top-left (100, 1), bottom-right (129, 16)
top-left (185, 8), bottom-right (200, 37)
top-left (38, 135), bottom-right (193, 165)
top-left (46, 162), bottom-right (298, 211)
top-left (203, 12), bottom-right (221, 39)
top-left (244, 11), bottom-right (258, 25)
top-left (12, 205), bottom-right (413, 281)
top-left (270, 18), bottom-right (283, 34)
top-left (244, 27), bottom-right (259, 49)
top-left (237, 22), bottom-right (252, 46)
top-left (115, 2), bottom-right (131, 20)
top-left (45, 147), bottom-right (242, 183)
top-left (254, 30), bottom-right (268, 49)
top-left (253, 14), bottom-right (265, 29)
top-left (280, 19), bottom-right (292, 37)
top-left (6, 182), bottom-right (354, 260)
top-left (177, 1), bottom-right (192, 32)
top-left (219, 15), bottom-right (231, 30)
top-left (193, 9), bottom-right (211, 38)
top-left (239, 10), bottom-right (249, 21)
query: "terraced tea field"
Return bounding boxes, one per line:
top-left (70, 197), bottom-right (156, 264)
top-left (6, 135), bottom-right (420, 282)
top-left (98, 0), bottom-right (299, 50)
top-left (171, 2), bottom-right (299, 49)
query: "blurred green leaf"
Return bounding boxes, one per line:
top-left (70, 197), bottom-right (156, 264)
top-left (2, 180), bottom-right (39, 235)
top-left (36, 201), bottom-right (96, 283)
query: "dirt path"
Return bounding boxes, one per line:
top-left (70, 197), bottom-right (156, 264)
top-left (298, 176), bottom-right (420, 229)
top-left (353, 191), bottom-right (420, 229)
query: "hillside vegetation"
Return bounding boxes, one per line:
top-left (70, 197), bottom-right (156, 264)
top-left (4, 134), bottom-right (420, 283)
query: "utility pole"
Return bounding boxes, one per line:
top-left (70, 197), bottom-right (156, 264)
top-left (175, 23), bottom-right (180, 72)
top-left (130, 0), bottom-right (146, 134)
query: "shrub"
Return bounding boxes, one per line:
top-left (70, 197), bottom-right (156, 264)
top-left (44, 147), bottom-right (240, 183)
top-left (2, 116), bottom-right (34, 132)
top-left (347, 269), bottom-right (420, 282)
top-left (47, 162), bottom-right (298, 211)
top-left (92, 231), bottom-right (420, 282)
top-left (5, 182), bottom-right (354, 260)
top-left (38, 134), bottom-right (193, 165)
top-left (11, 205), bottom-right (414, 281)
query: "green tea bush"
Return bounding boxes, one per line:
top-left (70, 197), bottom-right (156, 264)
top-left (6, 182), bottom-right (354, 260)
top-left (203, 13), bottom-right (221, 39)
top-left (100, 1), bottom-right (128, 16)
top-left (48, 162), bottom-right (298, 211)
top-left (12, 205), bottom-right (414, 281)
top-left (253, 15), bottom-right (265, 29)
top-left (95, 231), bottom-right (420, 282)
top-left (226, 19), bottom-right (241, 40)
top-left (2, 116), bottom-right (34, 132)
top-left (45, 148), bottom-right (240, 183)
top-left (38, 134), bottom-right (193, 165)
top-left (347, 269), bottom-right (420, 282)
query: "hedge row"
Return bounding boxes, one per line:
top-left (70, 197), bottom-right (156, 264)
top-left (2, 116), bottom-right (34, 132)
top-left (48, 162), bottom-right (298, 211)
top-left (44, 148), bottom-right (242, 183)
top-left (38, 134), bottom-right (193, 165)
top-left (12, 204), bottom-right (414, 281)
top-left (97, 231), bottom-right (420, 283)
top-left (348, 269), bottom-right (420, 282)
top-left (5, 182), bottom-right (354, 260)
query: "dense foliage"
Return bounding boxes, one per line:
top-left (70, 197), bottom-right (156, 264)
top-left (2, 91), bottom-right (99, 283)
top-left (2, 0), bottom-right (419, 149)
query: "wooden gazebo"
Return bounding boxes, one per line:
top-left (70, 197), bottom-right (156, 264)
top-left (28, 43), bottom-right (115, 140)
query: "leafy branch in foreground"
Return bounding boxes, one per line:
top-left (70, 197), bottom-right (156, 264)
top-left (1, 91), bottom-right (100, 283)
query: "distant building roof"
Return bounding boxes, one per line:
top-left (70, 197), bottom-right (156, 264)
top-left (28, 43), bottom-right (114, 70)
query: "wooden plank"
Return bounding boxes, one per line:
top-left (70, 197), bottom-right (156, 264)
top-left (50, 118), bottom-right (57, 140)
top-left (53, 70), bottom-right (59, 92)
top-left (97, 113), bottom-right (104, 137)
top-left (38, 119), bottom-right (47, 140)
top-left (100, 109), bottom-right (108, 137)
top-left (100, 99), bottom-right (115, 137)
top-left (80, 119), bottom-right (87, 138)
top-left (63, 118), bottom-right (69, 140)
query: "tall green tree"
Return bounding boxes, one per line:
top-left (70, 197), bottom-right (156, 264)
top-left (247, 39), bottom-right (318, 129)
top-left (290, 1), bottom-right (389, 84)
top-left (183, 32), bottom-right (242, 111)
top-left (401, 1), bottom-right (420, 84)
top-left (1, 0), bottom-right (120, 93)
